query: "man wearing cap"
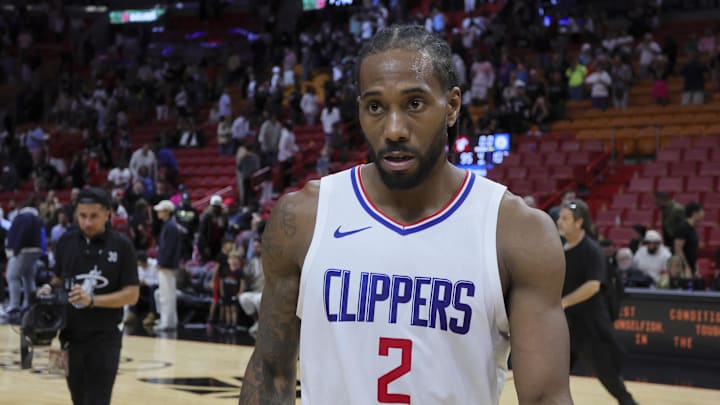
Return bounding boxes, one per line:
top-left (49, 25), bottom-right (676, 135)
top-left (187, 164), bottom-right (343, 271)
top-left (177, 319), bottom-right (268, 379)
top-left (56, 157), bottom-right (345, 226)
top-left (633, 230), bottom-right (672, 285)
top-left (198, 195), bottom-right (228, 263)
top-left (153, 199), bottom-right (181, 331)
top-left (37, 187), bottom-right (139, 405)
top-left (175, 192), bottom-right (199, 262)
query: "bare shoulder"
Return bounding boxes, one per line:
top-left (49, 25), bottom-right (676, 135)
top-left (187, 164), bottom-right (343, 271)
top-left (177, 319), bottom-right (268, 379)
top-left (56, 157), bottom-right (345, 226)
top-left (497, 192), bottom-right (565, 290)
top-left (262, 180), bottom-right (320, 273)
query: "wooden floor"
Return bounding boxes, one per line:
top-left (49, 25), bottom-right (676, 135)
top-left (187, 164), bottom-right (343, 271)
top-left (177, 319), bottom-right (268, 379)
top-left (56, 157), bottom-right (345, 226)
top-left (1, 325), bottom-right (719, 404)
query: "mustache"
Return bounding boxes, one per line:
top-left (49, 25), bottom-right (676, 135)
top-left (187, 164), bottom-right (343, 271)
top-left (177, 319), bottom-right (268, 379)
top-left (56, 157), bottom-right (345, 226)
top-left (377, 143), bottom-right (420, 157)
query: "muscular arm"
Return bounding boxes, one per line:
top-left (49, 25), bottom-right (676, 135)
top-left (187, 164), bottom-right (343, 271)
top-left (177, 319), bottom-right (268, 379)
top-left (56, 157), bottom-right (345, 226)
top-left (239, 183), bottom-right (318, 404)
top-left (498, 194), bottom-right (573, 405)
top-left (561, 280), bottom-right (601, 309)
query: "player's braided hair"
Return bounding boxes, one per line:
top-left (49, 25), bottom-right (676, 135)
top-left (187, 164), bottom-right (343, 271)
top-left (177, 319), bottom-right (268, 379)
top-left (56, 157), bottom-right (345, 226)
top-left (356, 24), bottom-right (458, 92)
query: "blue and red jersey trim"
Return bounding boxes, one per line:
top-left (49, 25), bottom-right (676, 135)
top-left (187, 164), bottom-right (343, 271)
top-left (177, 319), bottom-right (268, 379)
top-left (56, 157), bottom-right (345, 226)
top-left (350, 166), bottom-right (475, 236)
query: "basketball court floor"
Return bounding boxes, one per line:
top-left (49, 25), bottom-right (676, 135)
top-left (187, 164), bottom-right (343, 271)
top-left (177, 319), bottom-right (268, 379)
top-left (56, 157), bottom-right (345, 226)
top-left (1, 324), bottom-right (719, 404)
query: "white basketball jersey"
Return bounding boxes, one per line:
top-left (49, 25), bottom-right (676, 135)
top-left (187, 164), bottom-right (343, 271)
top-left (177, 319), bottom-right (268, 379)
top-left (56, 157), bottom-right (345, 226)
top-left (297, 166), bottom-right (510, 405)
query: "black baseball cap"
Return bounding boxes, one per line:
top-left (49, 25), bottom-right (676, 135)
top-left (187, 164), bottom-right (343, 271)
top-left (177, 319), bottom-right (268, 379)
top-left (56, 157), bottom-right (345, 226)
top-left (76, 187), bottom-right (111, 209)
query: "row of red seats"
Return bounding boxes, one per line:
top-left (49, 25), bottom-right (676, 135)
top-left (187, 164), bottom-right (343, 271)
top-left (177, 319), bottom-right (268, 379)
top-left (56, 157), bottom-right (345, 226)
top-left (596, 207), bottom-right (719, 228)
top-left (599, 226), bottom-right (720, 250)
top-left (515, 138), bottom-right (605, 154)
top-left (656, 148), bottom-right (720, 163)
top-left (642, 161), bottom-right (720, 177)
top-left (627, 177), bottom-right (720, 196)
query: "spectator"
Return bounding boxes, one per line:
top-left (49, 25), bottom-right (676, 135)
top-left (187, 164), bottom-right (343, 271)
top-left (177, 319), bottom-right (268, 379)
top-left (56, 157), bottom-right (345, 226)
top-left (107, 160), bottom-right (132, 192)
top-left (618, 246), bottom-right (654, 287)
top-left (156, 144), bottom-right (179, 187)
top-left (257, 112), bottom-right (282, 166)
top-left (585, 61), bottom-right (612, 110)
top-left (674, 202), bottom-right (704, 275)
top-left (633, 230), bottom-right (672, 285)
top-left (320, 98), bottom-right (342, 146)
top-left (549, 189), bottom-right (577, 222)
top-left (656, 255), bottom-right (694, 289)
top-left (610, 55), bottom-right (633, 110)
top-left (50, 210), bottom-right (70, 244)
top-left (316, 145), bottom-right (330, 176)
top-left (219, 248), bottom-right (245, 330)
top-left (629, 224), bottom-right (647, 254)
top-left (217, 115), bottom-right (233, 156)
top-left (636, 33), bottom-right (662, 78)
top-left (239, 238), bottom-right (264, 338)
top-left (278, 120), bottom-right (299, 190)
top-left (231, 109), bottom-right (250, 146)
top-left (208, 238), bottom-right (236, 325)
top-left (566, 58), bottom-right (588, 101)
top-left (178, 119), bottom-right (203, 148)
top-left (0, 162), bottom-right (19, 192)
top-left (175, 191), bottom-right (200, 262)
top-left (655, 191), bottom-right (685, 248)
top-left (123, 251), bottom-right (159, 327)
top-left (218, 86), bottom-right (232, 120)
top-left (129, 144), bottom-right (157, 182)
top-left (300, 86), bottom-right (320, 125)
top-left (198, 195), bottom-right (228, 263)
top-left (649, 55), bottom-right (670, 105)
top-left (681, 52), bottom-right (708, 105)
top-left (235, 141), bottom-right (261, 206)
top-left (547, 71), bottom-right (568, 120)
top-left (3, 201), bottom-right (43, 323)
top-left (470, 54), bottom-right (494, 103)
top-left (698, 27), bottom-right (716, 56)
top-left (153, 200), bottom-right (181, 332)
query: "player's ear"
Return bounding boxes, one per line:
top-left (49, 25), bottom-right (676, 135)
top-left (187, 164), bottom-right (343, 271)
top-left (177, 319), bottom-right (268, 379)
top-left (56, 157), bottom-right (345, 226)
top-left (446, 86), bottom-right (461, 128)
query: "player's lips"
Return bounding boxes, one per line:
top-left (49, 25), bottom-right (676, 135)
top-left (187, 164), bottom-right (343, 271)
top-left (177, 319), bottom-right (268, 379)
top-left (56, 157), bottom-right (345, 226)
top-left (382, 152), bottom-right (416, 171)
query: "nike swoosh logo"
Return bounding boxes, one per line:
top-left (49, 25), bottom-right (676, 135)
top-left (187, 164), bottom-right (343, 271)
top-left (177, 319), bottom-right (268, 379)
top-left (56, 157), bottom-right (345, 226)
top-left (333, 226), bottom-right (372, 238)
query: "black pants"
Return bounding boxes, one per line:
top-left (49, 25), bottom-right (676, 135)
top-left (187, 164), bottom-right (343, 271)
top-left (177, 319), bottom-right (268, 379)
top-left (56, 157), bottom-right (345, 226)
top-left (66, 334), bottom-right (122, 405)
top-left (129, 285), bottom-right (158, 316)
top-left (568, 312), bottom-right (636, 405)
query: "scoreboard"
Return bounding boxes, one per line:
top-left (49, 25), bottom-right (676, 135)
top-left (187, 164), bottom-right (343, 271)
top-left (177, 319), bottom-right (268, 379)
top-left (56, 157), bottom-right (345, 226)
top-left (453, 132), bottom-right (511, 176)
top-left (614, 288), bottom-right (720, 361)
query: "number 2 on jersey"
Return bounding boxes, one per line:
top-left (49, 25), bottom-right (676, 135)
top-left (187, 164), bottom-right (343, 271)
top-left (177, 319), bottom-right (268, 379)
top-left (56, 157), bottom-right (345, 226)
top-left (377, 337), bottom-right (412, 404)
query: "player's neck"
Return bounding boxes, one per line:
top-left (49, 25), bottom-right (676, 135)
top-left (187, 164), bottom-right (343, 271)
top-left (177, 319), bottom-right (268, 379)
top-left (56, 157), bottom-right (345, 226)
top-left (362, 162), bottom-right (465, 224)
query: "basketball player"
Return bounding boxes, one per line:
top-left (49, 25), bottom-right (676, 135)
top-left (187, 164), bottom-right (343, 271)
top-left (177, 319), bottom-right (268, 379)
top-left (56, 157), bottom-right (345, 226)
top-left (240, 25), bottom-right (573, 405)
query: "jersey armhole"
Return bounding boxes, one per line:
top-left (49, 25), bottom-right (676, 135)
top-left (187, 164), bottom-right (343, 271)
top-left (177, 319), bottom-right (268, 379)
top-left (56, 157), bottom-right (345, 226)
top-left (296, 176), bottom-right (332, 319)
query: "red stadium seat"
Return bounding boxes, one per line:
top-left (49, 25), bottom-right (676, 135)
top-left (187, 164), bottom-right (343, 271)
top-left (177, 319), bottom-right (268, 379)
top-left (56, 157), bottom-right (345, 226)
top-left (560, 140), bottom-right (581, 153)
top-left (502, 154), bottom-right (522, 166)
top-left (607, 228), bottom-right (635, 247)
top-left (521, 153), bottom-right (544, 167)
top-left (509, 179), bottom-right (533, 196)
top-left (628, 177), bottom-right (656, 193)
top-left (674, 192), bottom-right (701, 205)
top-left (693, 136), bottom-right (720, 148)
top-left (669, 162), bottom-right (697, 178)
top-left (665, 137), bottom-right (693, 149)
top-left (544, 152), bottom-right (567, 166)
top-left (528, 167), bottom-right (551, 180)
top-left (656, 177), bottom-right (685, 193)
top-left (686, 177), bottom-right (716, 193)
top-left (643, 162), bottom-right (668, 177)
top-left (596, 209), bottom-right (624, 227)
top-left (538, 140), bottom-right (560, 153)
top-left (581, 140), bottom-right (604, 153)
top-left (550, 166), bottom-right (575, 180)
top-left (624, 210), bottom-right (656, 227)
top-left (683, 148), bottom-right (709, 162)
top-left (656, 149), bottom-right (682, 163)
top-left (486, 167), bottom-right (505, 182)
top-left (699, 162), bottom-right (720, 177)
top-left (533, 179), bottom-right (560, 195)
top-left (708, 228), bottom-right (720, 247)
top-left (612, 194), bottom-right (639, 210)
top-left (517, 140), bottom-right (537, 153)
top-left (507, 167), bottom-right (528, 180)
top-left (639, 193), bottom-right (658, 210)
top-left (703, 193), bottom-right (720, 209)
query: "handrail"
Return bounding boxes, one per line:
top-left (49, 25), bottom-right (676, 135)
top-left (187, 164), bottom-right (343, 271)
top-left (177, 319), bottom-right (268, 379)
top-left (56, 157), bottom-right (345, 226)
top-left (191, 185), bottom-right (234, 209)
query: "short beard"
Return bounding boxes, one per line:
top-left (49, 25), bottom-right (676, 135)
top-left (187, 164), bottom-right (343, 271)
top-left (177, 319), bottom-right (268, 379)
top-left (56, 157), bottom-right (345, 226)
top-left (373, 130), bottom-right (447, 190)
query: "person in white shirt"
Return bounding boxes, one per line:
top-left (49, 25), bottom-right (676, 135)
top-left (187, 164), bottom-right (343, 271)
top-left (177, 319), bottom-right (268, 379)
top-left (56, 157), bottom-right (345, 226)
top-left (278, 121), bottom-right (300, 189)
top-left (218, 87), bottom-right (232, 119)
top-left (129, 144), bottom-right (157, 181)
top-left (320, 98), bottom-right (341, 144)
top-left (231, 112), bottom-right (250, 144)
top-left (585, 62), bottom-right (613, 110)
top-left (633, 230), bottom-right (672, 285)
top-left (50, 211), bottom-right (70, 244)
top-left (300, 86), bottom-right (319, 125)
top-left (124, 252), bottom-right (160, 326)
top-left (239, 238), bottom-right (264, 338)
top-left (107, 161), bottom-right (132, 191)
top-left (635, 33), bottom-right (661, 78)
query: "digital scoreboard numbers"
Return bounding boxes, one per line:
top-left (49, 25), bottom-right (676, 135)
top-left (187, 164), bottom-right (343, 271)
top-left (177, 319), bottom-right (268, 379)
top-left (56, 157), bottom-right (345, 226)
top-left (453, 133), bottom-right (511, 176)
top-left (613, 289), bottom-right (720, 361)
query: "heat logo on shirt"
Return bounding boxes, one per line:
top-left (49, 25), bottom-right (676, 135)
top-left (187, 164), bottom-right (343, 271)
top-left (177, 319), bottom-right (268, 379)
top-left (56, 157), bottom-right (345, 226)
top-left (323, 269), bottom-right (475, 335)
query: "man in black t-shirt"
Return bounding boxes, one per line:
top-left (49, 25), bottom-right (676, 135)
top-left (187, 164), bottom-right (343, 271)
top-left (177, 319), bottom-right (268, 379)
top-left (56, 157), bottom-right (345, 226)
top-left (556, 200), bottom-right (639, 405)
top-left (38, 188), bottom-right (139, 405)
top-left (674, 201), bottom-right (704, 275)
